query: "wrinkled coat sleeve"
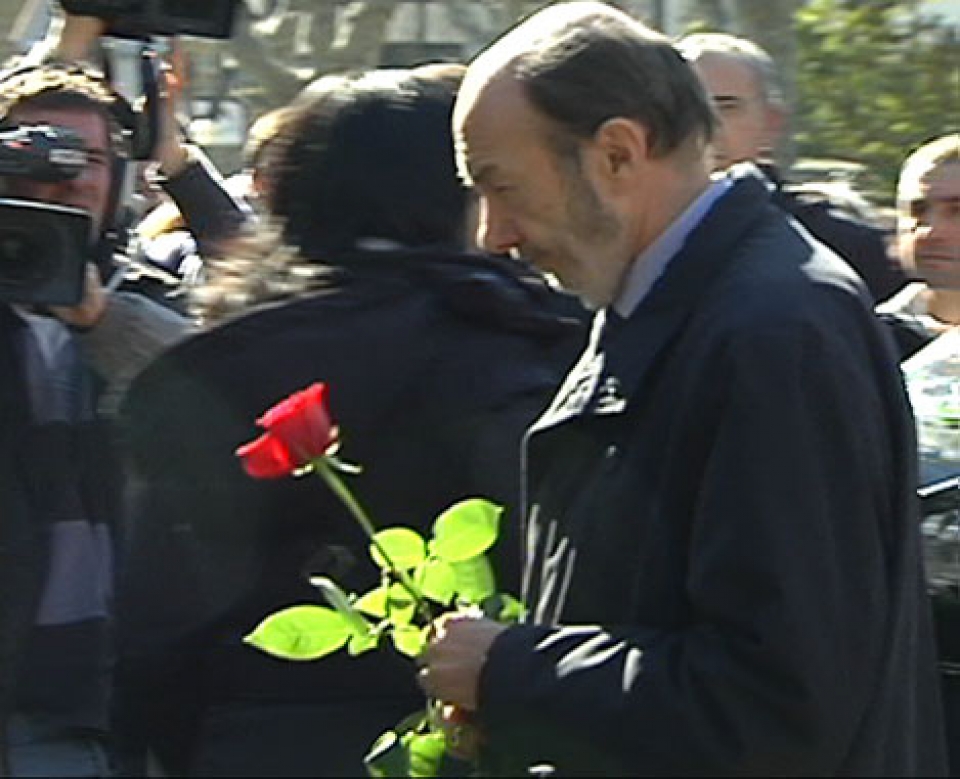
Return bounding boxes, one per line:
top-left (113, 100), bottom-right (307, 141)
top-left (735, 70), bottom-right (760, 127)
top-left (161, 146), bottom-right (251, 253)
top-left (477, 319), bottom-right (924, 776)
top-left (76, 291), bottom-right (193, 409)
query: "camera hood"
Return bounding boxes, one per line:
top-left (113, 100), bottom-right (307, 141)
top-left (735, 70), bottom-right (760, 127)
top-left (0, 198), bottom-right (92, 306)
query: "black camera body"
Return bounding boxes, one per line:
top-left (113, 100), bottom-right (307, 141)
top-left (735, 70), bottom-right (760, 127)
top-left (0, 124), bottom-right (87, 181)
top-left (59, 0), bottom-right (240, 39)
top-left (0, 198), bottom-right (91, 306)
top-left (0, 125), bottom-right (94, 306)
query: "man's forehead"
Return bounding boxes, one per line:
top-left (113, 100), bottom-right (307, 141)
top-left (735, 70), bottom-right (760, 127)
top-left (694, 54), bottom-right (760, 94)
top-left (919, 161), bottom-right (960, 193)
top-left (456, 73), bottom-right (536, 136)
top-left (454, 76), bottom-right (540, 177)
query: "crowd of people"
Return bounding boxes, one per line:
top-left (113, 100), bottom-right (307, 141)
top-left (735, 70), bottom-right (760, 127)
top-left (0, 1), bottom-right (957, 777)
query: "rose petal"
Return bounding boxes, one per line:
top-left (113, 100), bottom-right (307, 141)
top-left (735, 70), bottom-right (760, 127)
top-left (236, 432), bottom-right (297, 479)
top-left (257, 383), bottom-right (338, 464)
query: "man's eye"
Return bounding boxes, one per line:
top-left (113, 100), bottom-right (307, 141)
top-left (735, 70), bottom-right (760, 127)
top-left (713, 98), bottom-right (744, 115)
top-left (910, 200), bottom-right (929, 221)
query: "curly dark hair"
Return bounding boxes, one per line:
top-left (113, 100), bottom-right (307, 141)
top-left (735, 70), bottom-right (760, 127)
top-left (269, 63), bottom-right (469, 257)
top-left (0, 60), bottom-right (133, 157)
top-left (194, 63), bottom-right (471, 323)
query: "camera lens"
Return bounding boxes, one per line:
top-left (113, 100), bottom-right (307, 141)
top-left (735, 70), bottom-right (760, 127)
top-left (0, 229), bottom-right (55, 287)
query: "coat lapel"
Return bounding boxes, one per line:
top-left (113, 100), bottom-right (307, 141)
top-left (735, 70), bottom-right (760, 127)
top-left (533, 166), bottom-right (777, 433)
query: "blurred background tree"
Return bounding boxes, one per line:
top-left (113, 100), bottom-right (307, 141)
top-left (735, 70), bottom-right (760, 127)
top-left (793, 0), bottom-right (958, 202)
top-left (3, 0), bottom-right (957, 202)
top-left (681, 0), bottom-right (955, 204)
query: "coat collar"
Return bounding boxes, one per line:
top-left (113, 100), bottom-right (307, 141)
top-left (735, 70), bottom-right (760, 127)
top-left (531, 165), bottom-right (776, 433)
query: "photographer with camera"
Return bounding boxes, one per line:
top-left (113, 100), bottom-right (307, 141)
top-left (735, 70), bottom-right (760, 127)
top-left (0, 7), bottom-right (241, 776)
top-left (0, 54), bottom-right (139, 779)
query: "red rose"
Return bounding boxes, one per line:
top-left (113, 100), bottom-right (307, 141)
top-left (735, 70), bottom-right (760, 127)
top-left (236, 383), bottom-right (339, 479)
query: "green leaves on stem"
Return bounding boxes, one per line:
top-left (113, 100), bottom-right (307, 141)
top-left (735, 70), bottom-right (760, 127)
top-left (244, 497), bottom-right (507, 663)
top-left (238, 385), bottom-right (520, 776)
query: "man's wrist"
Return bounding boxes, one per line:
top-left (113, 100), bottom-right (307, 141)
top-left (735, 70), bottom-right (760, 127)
top-left (156, 142), bottom-right (196, 180)
top-left (51, 15), bottom-right (106, 63)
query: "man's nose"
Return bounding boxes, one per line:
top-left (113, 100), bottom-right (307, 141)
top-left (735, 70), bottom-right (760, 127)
top-left (477, 198), bottom-right (522, 255)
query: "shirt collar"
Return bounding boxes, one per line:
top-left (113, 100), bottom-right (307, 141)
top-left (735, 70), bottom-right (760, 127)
top-left (613, 175), bottom-right (732, 318)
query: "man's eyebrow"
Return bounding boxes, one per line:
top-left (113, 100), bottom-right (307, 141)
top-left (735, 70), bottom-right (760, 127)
top-left (468, 162), bottom-right (498, 187)
top-left (910, 195), bottom-right (960, 209)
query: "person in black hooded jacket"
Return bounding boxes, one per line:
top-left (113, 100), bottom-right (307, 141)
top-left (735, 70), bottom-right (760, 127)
top-left (113, 63), bottom-right (588, 777)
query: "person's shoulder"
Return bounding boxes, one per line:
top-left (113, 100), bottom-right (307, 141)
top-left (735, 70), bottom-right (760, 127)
top-left (778, 181), bottom-right (887, 244)
top-left (430, 251), bottom-right (589, 335)
top-left (335, 247), bottom-right (590, 342)
top-left (703, 222), bottom-right (874, 342)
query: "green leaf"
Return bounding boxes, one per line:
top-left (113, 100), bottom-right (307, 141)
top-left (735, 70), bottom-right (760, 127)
top-left (356, 585), bottom-right (390, 619)
top-left (354, 583), bottom-right (418, 626)
top-left (392, 624), bottom-right (428, 658)
top-left (244, 605), bottom-right (349, 661)
top-left (385, 582), bottom-right (416, 627)
top-left (309, 575), bottom-right (354, 611)
top-left (347, 629), bottom-right (379, 656)
top-left (310, 575), bottom-right (376, 641)
top-left (393, 710), bottom-right (428, 736)
top-left (365, 730), bottom-right (408, 778)
top-left (405, 730), bottom-right (447, 778)
top-left (451, 555), bottom-right (496, 604)
top-left (429, 499), bottom-right (502, 563)
top-left (418, 559), bottom-right (456, 605)
top-left (371, 527), bottom-right (428, 571)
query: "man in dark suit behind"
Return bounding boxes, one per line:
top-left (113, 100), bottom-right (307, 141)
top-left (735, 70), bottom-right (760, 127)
top-left (677, 31), bottom-right (906, 303)
top-left (419, 3), bottom-right (947, 776)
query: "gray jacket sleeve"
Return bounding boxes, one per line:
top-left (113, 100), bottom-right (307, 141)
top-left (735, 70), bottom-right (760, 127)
top-left (78, 292), bottom-right (194, 414)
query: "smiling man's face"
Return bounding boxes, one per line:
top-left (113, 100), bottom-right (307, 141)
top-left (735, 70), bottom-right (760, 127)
top-left (900, 160), bottom-right (960, 290)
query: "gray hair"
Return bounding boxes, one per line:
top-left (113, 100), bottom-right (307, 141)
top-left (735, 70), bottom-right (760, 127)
top-left (464, 2), bottom-right (716, 163)
top-left (676, 32), bottom-right (785, 108)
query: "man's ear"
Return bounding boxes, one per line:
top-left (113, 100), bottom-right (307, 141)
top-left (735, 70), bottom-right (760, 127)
top-left (590, 117), bottom-right (649, 182)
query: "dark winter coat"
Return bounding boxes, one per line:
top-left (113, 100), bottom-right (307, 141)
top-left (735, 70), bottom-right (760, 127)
top-left (114, 248), bottom-right (587, 777)
top-left (476, 168), bottom-right (947, 777)
top-left (0, 306), bottom-right (120, 771)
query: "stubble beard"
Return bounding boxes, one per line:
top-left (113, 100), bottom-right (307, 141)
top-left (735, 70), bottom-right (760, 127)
top-left (559, 165), bottom-right (624, 308)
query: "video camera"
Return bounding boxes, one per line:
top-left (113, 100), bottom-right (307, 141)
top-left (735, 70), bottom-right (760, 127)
top-left (59, 0), bottom-right (240, 40)
top-left (0, 0), bottom-right (243, 307)
top-left (0, 125), bottom-right (93, 306)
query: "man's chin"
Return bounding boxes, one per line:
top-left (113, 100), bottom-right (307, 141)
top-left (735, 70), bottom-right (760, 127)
top-left (917, 260), bottom-right (960, 290)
